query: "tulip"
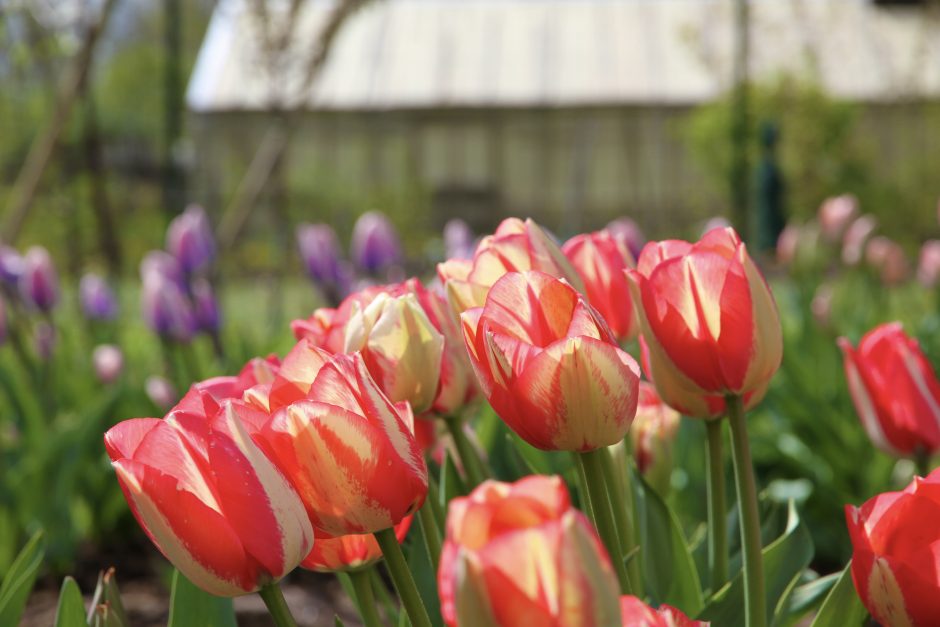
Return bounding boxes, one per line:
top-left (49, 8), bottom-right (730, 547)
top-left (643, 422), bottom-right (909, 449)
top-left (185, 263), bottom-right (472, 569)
top-left (865, 236), bottom-right (909, 286)
top-left (776, 225), bottom-right (799, 266)
top-left (818, 194), bottom-right (858, 242)
top-left (438, 475), bottom-right (621, 627)
top-left (841, 215), bottom-right (878, 266)
top-left (80, 273), bottom-right (119, 321)
top-left (619, 595), bottom-right (708, 626)
top-left (19, 246), bottom-right (59, 312)
top-left (462, 271), bottom-right (640, 451)
top-left (262, 350), bottom-right (428, 535)
top-left (140, 250), bottom-right (185, 288)
top-left (627, 227), bottom-right (782, 417)
top-left (0, 245), bottom-right (24, 286)
top-left (444, 218), bottom-right (476, 260)
top-left (93, 344), bottom-right (124, 384)
top-left (34, 322), bottom-right (55, 361)
top-left (145, 375), bottom-right (178, 410)
top-left (344, 291), bottom-right (444, 414)
top-left (810, 284), bottom-right (834, 329)
top-left (301, 515), bottom-right (412, 572)
top-left (351, 211), bottom-right (403, 274)
top-left (192, 278), bottom-right (221, 334)
top-left (701, 216), bottom-right (731, 237)
top-left (297, 223), bottom-right (351, 301)
top-left (838, 322), bottom-right (940, 460)
top-left (196, 355), bottom-right (280, 404)
top-left (141, 271), bottom-right (196, 343)
top-left (104, 397), bottom-right (314, 596)
top-left (166, 204), bottom-right (215, 274)
top-left (917, 240), bottom-right (940, 288)
top-left (562, 229), bottom-right (638, 342)
top-left (605, 218), bottom-right (645, 260)
top-left (438, 217), bottom-right (584, 314)
top-left (845, 470), bottom-right (940, 627)
top-left (290, 285), bottom-right (388, 351)
top-left (620, 382), bottom-right (680, 495)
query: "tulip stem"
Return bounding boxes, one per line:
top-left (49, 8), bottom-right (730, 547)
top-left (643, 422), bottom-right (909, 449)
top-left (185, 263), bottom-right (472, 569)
top-left (374, 527), bottom-right (434, 627)
top-left (915, 449), bottom-right (931, 478)
top-left (577, 449), bottom-right (632, 594)
top-left (445, 417), bottom-right (488, 487)
top-left (726, 395), bottom-right (766, 627)
top-left (349, 569), bottom-right (384, 627)
top-left (599, 447), bottom-right (643, 595)
top-left (573, 451), bottom-right (596, 521)
top-left (417, 500), bottom-right (443, 569)
top-left (706, 418), bottom-right (729, 591)
top-left (258, 583), bottom-right (298, 627)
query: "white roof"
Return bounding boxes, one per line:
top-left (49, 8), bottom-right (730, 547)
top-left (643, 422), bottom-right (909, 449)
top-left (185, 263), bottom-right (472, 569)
top-left (187, 0), bottom-right (940, 112)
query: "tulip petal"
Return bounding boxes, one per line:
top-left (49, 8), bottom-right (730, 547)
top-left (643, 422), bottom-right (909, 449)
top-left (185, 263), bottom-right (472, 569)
top-left (269, 339), bottom-right (331, 410)
top-left (104, 417), bottom-right (162, 459)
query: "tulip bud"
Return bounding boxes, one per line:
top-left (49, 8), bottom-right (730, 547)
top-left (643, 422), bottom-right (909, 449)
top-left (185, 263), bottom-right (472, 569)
top-left (93, 344), bottom-right (124, 384)
top-left (605, 218), bottom-right (645, 260)
top-left (301, 516), bottom-right (412, 573)
top-left (627, 227), bottom-right (782, 417)
top-left (462, 271), bottom-right (640, 451)
top-left (866, 236), bottom-right (909, 286)
top-left (0, 245), bottom-right (24, 286)
top-left (563, 230), bottom-right (638, 341)
top-left (619, 595), bottom-right (708, 626)
top-left (438, 476), bottom-right (621, 627)
top-left (140, 251), bottom-right (185, 289)
top-left (818, 194), bottom-right (859, 242)
top-left (841, 215), bottom-right (878, 266)
top-left (776, 224), bottom-right (799, 266)
top-left (438, 217), bottom-right (584, 314)
top-left (811, 284), bottom-right (834, 329)
top-left (192, 278), bottom-right (221, 334)
top-left (141, 271), bottom-right (196, 343)
top-left (838, 323), bottom-right (940, 458)
top-left (444, 219), bottom-right (475, 260)
top-left (145, 375), bottom-right (177, 410)
top-left (351, 211), bottom-right (403, 274)
top-left (262, 350), bottom-right (428, 535)
top-left (104, 398), bottom-right (314, 596)
top-left (612, 382), bottom-right (680, 496)
top-left (19, 246), bottom-right (59, 312)
top-left (166, 204), bottom-right (215, 274)
top-left (917, 240), bottom-right (940, 289)
top-left (344, 292), bottom-right (444, 414)
top-left (34, 322), bottom-right (55, 361)
top-left (846, 470), bottom-right (940, 626)
top-left (80, 273), bottom-right (119, 321)
top-left (297, 223), bottom-right (351, 302)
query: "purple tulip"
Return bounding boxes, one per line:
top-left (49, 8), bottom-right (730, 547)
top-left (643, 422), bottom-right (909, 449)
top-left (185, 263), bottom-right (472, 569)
top-left (192, 278), bottom-right (220, 334)
top-left (79, 273), bottom-right (119, 321)
top-left (145, 375), bottom-right (177, 410)
top-left (34, 321), bottom-right (55, 361)
top-left (93, 344), bottom-right (124, 384)
top-left (141, 271), bottom-right (196, 342)
top-left (351, 211), bottom-right (402, 274)
top-left (0, 246), bottom-right (24, 286)
top-left (297, 223), bottom-right (344, 282)
top-left (166, 204), bottom-right (215, 274)
top-left (140, 250), bottom-right (185, 288)
top-left (19, 247), bottom-right (59, 312)
top-left (443, 218), bottom-right (475, 260)
top-left (605, 217), bottom-right (645, 260)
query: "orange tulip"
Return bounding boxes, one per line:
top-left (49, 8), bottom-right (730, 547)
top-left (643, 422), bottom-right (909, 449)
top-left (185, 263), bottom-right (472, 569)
top-left (301, 515), bottom-right (413, 572)
top-left (438, 475), bottom-right (621, 627)
top-left (619, 595), bottom-right (708, 626)
top-left (461, 271), bottom-right (640, 451)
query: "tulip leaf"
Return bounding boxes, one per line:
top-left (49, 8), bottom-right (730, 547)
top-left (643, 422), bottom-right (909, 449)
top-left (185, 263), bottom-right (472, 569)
top-left (166, 570), bottom-right (237, 627)
top-left (402, 520), bottom-right (444, 627)
top-left (101, 569), bottom-right (129, 627)
top-left (778, 570), bottom-right (839, 625)
top-left (809, 562), bottom-right (868, 627)
top-left (0, 529), bottom-right (45, 627)
top-left (633, 473), bottom-right (704, 615)
top-left (697, 500), bottom-right (813, 625)
top-left (334, 616), bottom-right (346, 627)
top-left (55, 577), bottom-right (87, 627)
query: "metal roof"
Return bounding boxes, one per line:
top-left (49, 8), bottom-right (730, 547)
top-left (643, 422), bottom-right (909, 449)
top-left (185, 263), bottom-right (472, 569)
top-left (187, 0), bottom-right (940, 112)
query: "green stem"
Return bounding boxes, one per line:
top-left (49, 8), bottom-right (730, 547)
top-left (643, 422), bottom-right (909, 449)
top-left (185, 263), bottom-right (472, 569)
top-left (374, 527), bottom-right (433, 627)
top-left (573, 451), bottom-right (596, 521)
top-left (370, 568), bottom-right (400, 625)
top-left (727, 395), bottom-right (766, 627)
top-left (258, 583), bottom-right (298, 627)
top-left (706, 418), bottom-right (729, 592)
top-left (444, 417), bottom-right (488, 487)
top-left (427, 473), bottom-right (446, 530)
top-left (577, 449), bottom-right (632, 594)
top-left (599, 447), bottom-right (642, 594)
top-left (349, 569), bottom-right (384, 627)
top-left (417, 500), bottom-right (443, 569)
top-left (915, 448), bottom-right (931, 478)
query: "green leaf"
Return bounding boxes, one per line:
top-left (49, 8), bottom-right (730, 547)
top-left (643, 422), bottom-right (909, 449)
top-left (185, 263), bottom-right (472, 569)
top-left (779, 571), bottom-right (839, 625)
top-left (166, 570), bottom-right (237, 627)
top-left (0, 529), bottom-right (45, 626)
top-left (101, 569), bottom-right (128, 626)
top-left (697, 501), bottom-right (813, 625)
top-left (334, 616), bottom-right (347, 627)
top-left (402, 518), bottom-right (444, 627)
top-left (809, 562), bottom-right (868, 627)
top-left (54, 577), bottom-right (87, 627)
top-left (633, 473), bottom-right (704, 615)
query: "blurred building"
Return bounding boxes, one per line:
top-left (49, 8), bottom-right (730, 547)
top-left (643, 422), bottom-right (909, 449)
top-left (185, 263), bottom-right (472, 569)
top-left (186, 0), bottom-right (940, 236)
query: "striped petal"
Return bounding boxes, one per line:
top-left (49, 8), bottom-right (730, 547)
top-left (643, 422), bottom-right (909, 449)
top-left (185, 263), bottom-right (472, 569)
top-left (268, 339), bottom-right (331, 410)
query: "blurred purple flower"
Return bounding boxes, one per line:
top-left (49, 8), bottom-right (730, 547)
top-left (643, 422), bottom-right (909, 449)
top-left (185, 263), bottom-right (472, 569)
top-left (351, 211), bottom-right (402, 274)
top-left (93, 344), bottom-right (124, 385)
top-left (166, 204), bottom-right (215, 274)
top-left (79, 273), bottom-right (119, 321)
top-left (0, 246), bottom-right (24, 286)
top-left (192, 278), bottom-right (221, 334)
top-left (34, 322), bottom-right (55, 361)
top-left (297, 223), bottom-right (347, 284)
top-left (140, 250), bottom-right (185, 288)
top-left (141, 271), bottom-right (196, 342)
top-left (145, 375), bottom-right (177, 410)
top-left (19, 247), bottom-right (59, 313)
top-left (605, 217), bottom-right (645, 259)
top-left (443, 218), bottom-right (475, 260)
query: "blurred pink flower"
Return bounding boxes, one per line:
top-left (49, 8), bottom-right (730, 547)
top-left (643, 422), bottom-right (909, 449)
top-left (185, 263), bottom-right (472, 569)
top-left (93, 344), bottom-right (124, 384)
top-left (842, 215), bottom-right (878, 266)
top-left (819, 194), bottom-right (859, 242)
top-left (865, 236), bottom-right (909, 286)
top-left (917, 240), bottom-right (940, 289)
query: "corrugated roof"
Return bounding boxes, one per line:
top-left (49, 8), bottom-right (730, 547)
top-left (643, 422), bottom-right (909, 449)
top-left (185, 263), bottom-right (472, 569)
top-left (186, 0), bottom-right (940, 112)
